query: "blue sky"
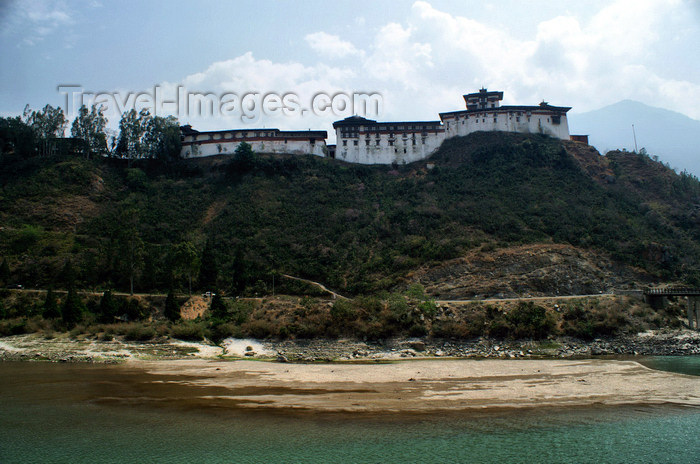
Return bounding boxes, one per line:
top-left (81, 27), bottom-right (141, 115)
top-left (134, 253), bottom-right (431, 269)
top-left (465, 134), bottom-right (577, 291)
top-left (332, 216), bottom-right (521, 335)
top-left (1, 0), bottom-right (699, 138)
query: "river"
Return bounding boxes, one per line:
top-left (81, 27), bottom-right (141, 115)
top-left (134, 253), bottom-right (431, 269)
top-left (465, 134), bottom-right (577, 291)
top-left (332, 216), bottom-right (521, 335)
top-left (1, 357), bottom-right (699, 463)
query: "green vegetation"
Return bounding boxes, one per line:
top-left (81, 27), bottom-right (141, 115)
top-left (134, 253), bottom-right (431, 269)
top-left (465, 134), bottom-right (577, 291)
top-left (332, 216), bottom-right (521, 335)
top-left (1, 122), bottom-right (699, 341)
top-left (2, 131), bottom-right (698, 297)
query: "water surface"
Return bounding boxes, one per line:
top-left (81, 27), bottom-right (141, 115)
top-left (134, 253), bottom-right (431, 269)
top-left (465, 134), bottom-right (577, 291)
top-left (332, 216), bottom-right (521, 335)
top-left (1, 362), bottom-right (698, 463)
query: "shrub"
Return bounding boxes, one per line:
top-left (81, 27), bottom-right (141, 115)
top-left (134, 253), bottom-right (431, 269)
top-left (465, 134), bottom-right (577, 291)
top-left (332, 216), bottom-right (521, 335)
top-left (229, 300), bottom-right (253, 324)
top-left (506, 302), bottom-right (556, 339)
top-left (170, 321), bottom-right (207, 341)
top-left (0, 317), bottom-right (27, 336)
top-left (330, 299), bottom-right (356, 321)
top-left (124, 324), bottom-right (156, 341)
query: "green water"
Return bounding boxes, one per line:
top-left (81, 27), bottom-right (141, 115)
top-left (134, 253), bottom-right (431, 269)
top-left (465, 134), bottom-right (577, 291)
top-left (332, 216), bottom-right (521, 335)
top-left (1, 360), bottom-right (699, 463)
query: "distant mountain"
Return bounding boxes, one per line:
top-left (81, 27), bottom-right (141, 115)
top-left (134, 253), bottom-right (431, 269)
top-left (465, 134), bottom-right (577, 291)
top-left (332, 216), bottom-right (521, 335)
top-left (568, 100), bottom-right (700, 176)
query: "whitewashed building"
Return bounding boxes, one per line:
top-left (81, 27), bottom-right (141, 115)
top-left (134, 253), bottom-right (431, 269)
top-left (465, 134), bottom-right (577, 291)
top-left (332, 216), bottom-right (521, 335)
top-left (331, 116), bottom-right (445, 165)
top-left (439, 89), bottom-right (571, 141)
top-left (180, 126), bottom-right (327, 158)
top-left (180, 89), bottom-right (574, 165)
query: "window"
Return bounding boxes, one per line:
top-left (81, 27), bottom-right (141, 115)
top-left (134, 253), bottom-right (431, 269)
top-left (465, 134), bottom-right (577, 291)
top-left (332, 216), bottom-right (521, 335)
top-left (365, 139), bottom-right (370, 146)
top-left (376, 140), bottom-right (380, 146)
top-left (389, 140), bottom-right (394, 146)
top-left (353, 140), bottom-right (358, 146)
top-left (342, 140), bottom-right (347, 146)
top-left (516, 117), bottom-right (520, 122)
top-left (494, 117), bottom-right (497, 123)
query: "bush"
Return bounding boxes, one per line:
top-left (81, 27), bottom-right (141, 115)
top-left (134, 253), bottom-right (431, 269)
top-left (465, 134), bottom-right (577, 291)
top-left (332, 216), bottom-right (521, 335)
top-left (229, 300), bottom-right (254, 324)
top-left (330, 299), bottom-right (356, 321)
top-left (124, 324), bottom-right (156, 341)
top-left (0, 317), bottom-right (27, 336)
top-left (505, 302), bottom-right (556, 339)
top-left (170, 321), bottom-right (207, 341)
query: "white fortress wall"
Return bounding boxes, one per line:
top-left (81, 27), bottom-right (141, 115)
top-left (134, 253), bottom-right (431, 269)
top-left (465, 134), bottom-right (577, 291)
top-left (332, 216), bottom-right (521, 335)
top-left (181, 130), bottom-right (326, 158)
top-left (335, 130), bottom-right (445, 165)
top-left (441, 108), bottom-right (570, 141)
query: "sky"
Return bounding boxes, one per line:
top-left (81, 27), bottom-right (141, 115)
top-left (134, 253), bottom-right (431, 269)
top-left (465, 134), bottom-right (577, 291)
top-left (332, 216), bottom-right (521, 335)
top-left (1, 0), bottom-right (699, 141)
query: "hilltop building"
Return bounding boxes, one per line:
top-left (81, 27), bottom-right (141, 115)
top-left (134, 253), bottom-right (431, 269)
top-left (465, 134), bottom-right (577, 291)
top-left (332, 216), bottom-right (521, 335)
top-left (332, 116), bottom-right (445, 165)
top-left (180, 89), bottom-right (577, 164)
top-left (180, 126), bottom-right (327, 158)
top-left (439, 89), bottom-right (571, 141)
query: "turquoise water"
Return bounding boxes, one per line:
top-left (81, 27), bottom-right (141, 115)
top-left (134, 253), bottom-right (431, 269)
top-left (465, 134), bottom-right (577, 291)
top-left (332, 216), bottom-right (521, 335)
top-left (1, 360), bottom-right (699, 463)
top-left (640, 355), bottom-right (700, 377)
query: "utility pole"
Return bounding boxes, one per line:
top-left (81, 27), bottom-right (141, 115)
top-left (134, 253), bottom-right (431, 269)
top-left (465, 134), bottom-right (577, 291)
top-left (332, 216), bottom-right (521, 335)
top-left (632, 124), bottom-right (638, 153)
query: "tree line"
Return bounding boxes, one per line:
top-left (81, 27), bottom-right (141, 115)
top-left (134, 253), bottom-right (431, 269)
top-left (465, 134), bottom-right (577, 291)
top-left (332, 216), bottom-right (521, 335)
top-left (0, 103), bottom-right (181, 161)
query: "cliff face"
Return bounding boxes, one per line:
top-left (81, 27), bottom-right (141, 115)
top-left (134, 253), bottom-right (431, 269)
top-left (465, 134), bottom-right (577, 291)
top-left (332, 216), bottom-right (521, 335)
top-left (0, 131), bottom-right (699, 296)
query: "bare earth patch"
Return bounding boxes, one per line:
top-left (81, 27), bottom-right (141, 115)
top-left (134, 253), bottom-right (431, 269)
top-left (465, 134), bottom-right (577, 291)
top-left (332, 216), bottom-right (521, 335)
top-left (132, 358), bottom-right (700, 413)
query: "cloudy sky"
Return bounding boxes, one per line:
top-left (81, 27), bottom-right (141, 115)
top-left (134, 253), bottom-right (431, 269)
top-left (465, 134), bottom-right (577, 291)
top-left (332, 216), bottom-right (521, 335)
top-left (1, 0), bottom-right (699, 139)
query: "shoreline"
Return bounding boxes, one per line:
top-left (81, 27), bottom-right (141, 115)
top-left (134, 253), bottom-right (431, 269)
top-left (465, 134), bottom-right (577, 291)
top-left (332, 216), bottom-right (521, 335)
top-left (0, 329), bottom-right (699, 364)
top-left (127, 357), bottom-right (700, 413)
top-left (1, 334), bottom-right (698, 413)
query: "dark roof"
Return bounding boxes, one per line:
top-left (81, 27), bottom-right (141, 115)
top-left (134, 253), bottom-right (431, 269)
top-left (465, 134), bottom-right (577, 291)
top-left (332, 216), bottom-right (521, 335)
top-left (332, 116), bottom-right (378, 128)
top-left (333, 116), bottom-right (442, 128)
top-left (463, 89), bottom-right (504, 100)
top-left (440, 102), bottom-right (571, 118)
top-left (180, 127), bottom-right (327, 138)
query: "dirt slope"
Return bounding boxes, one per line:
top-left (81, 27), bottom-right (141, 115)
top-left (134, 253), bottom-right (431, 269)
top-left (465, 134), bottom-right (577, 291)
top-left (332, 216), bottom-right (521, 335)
top-left (408, 243), bottom-right (654, 299)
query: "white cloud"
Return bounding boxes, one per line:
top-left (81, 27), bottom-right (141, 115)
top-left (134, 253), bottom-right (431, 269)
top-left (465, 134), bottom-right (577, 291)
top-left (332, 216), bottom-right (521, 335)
top-left (3, 0), bottom-right (76, 47)
top-left (305, 32), bottom-right (363, 58)
top-left (142, 0), bottom-right (700, 137)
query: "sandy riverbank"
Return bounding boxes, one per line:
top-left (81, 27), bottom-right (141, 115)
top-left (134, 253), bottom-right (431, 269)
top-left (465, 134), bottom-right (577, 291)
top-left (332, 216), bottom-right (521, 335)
top-left (131, 358), bottom-right (700, 413)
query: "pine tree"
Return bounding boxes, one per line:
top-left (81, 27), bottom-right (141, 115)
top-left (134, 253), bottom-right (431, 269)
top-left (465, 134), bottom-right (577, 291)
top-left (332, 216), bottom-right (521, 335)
top-left (209, 292), bottom-right (228, 321)
top-left (61, 286), bottom-right (85, 326)
top-left (43, 288), bottom-right (60, 319)
top-left (164, 288), bottom-right (180, 321)
top-left (98, 290), bottom-right (119, 323)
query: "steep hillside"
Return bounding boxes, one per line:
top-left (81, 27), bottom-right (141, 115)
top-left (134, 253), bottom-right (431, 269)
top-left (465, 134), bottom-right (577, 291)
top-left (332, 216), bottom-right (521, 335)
top-left (1, 132), bottom-right (699, 296)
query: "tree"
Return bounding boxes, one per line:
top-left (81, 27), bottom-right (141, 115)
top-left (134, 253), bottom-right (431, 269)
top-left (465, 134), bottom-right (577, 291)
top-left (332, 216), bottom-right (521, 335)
top-left (209, 292), bottom-right (228, 321)
top-left (71, 104), bottom-right (108, 158)
top-left (0, 116), bottom-right (36, 158)
top-left (164, 288), bottom-right (180, 321)
top-left (61, 286), bottom-right (85, 326)
top-left (115, 108), bottom-right (149, 160)
top-left (23, 104), bottom-right (67, 140)
top-left (42, 288), bottom-right (60, 319)
top-left (143, 115), bottom-right (181, 161)
top-left (234, 141), bottom-right (256, 171)
top-left (173, 241), bottom-right (200, 295)
top-left (0, 258), bottom-right (9, 286)
top-left (198, 240), bottom-right (218, 290)
top-left (98, 290), bottom-right (119, 323)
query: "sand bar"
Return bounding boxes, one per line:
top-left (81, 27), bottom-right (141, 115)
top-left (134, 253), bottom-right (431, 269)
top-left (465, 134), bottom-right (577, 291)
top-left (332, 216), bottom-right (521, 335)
top-left (133, 358), bottom-right (700, 412)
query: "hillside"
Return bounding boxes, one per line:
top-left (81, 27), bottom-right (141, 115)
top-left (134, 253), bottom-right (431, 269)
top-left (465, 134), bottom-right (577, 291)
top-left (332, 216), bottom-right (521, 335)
top-left (1, 131), bottom-right (699, 298)
top-left (569, 100), bottom-right (700, 176)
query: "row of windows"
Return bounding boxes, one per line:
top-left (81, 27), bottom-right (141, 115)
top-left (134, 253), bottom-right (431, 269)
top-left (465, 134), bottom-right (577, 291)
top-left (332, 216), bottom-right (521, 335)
top-left (340, 124), bottom-right (439, 136)
top-left (341, 137), bottom-right (428, 147)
